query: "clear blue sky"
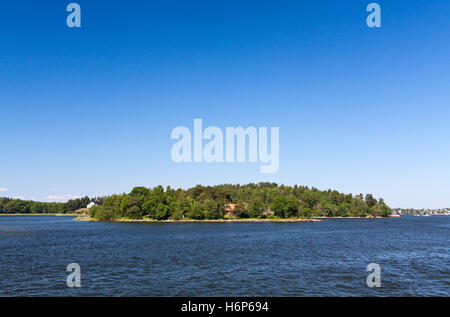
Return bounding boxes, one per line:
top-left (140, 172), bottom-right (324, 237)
top-left (1, 1), bottom-right (449, 208)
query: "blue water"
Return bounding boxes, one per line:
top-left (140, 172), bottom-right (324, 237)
top-left (0, 216), bottom-right (448, 296)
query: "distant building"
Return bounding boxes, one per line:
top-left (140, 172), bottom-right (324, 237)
top-left (225, 203), bottom-right (237, 216)
top-left (86, 202), bottom-right (97, 209)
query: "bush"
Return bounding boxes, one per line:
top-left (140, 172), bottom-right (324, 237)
top-left (154, 203), bottom-right (170, 220)
top-left (90, 205), bottom-right (116, 221)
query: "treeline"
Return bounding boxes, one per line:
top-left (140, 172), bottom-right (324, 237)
top-left (0, 196), bottom-right (103, 214)
top-left (88, 183), bottom-right (392, 221)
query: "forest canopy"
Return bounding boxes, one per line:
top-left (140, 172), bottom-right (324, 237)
top-left (0, 196), bottom-right (102, 215)
top-left (0, 183), bottom-right (392, 220)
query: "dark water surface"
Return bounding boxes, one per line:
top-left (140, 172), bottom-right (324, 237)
top-left (0, 215), bottom-right (448, 296)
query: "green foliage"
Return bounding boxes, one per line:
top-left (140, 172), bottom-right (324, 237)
top-left (127, 206), bottom-right (142, 219)
top-left (248, 198), bottom-right (265, 218)
top-left (89, 205), bottom-right (116, 221)
top-left (235, 202), bottom-right (249, 218)
top-left (285, 197), bottom-right (299, 218)
top-left (298, 206), bottom-right (313, 218)
top-left (203, 199), bottom-right (221, 219)
top-left (5, 200), bottom-right (31, 214)
top-left (0, 196), bottom-right (99, 214)
top-left (154, 203), bottom-right (170, 220)
top-left (1, 183), bottom-right (392, 221)
top-left (271, 196), bottom-right (287, 218)
top-left (189, 201), bottom-right (205, 220)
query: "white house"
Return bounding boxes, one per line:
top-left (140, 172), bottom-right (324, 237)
top-left (86, 202), bottom-right (97, 209)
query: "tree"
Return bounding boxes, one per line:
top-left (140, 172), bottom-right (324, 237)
top-left (323, 203), bottom-right (337, 217)
top-left (89, 205), bottom-right (116, 221)
top-left (127, 206), bottom-right (142, 219)
top-left (154, 203), bottom-right (170, 220)
top-left (235, 202), bottom-right (249, 218)
top-left (130, 187), bottom-right (150, 201)
top-left (298, 206), bottom-right (312, 218)
top-left (365, 194), bottom-right (377, 208)
top-left (271, 196), bottom-right (287, 218)
top-left (285, 197), bottom-right (299, 218)
top-left (248, 198), bottom-right (264, 218)
top-left (5, 200), bottom-right (30, 214)
top-left (203, 199), bottom-right (220, 219)
top-left (189, 201), bottom-right (205, 220)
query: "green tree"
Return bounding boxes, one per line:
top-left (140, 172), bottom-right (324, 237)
top-left (248, 198), bottom-right (264, 218)
top-left (127, 205), bottom-right (142, 219)
top-left (190, 201), bottom-right (205, 220)
top-left (285, 197), bottom-right (298, 218)
top-left (235, 202), bottom-right (249, 218)
top-left (203, 199), bottom-right (220, 219)
top-left (154, 203), bottom-right (170, 220)
top-left (270, 196), bottom-right (287, 218)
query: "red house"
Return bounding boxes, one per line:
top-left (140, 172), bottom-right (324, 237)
top-left (224, 203), bottom-right (237, 216)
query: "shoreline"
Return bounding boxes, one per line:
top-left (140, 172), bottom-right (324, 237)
top-left (0, 214), bottom-right (399, 222)
top-left (74, 216), bottom-right (321, 223)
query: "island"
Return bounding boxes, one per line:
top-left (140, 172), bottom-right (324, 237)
top-left (0, 183), bottom-right (392, 222)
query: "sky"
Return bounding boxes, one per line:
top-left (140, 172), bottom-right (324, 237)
top-left (0, 0), bottom-right (449, 209)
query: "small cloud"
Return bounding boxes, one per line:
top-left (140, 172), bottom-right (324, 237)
top-left (12, 195), bottom-right (25, 200)
top-left (0, 187), bottom-right (8, 192)
top-left (46, 194), bottom-right (81, 201)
